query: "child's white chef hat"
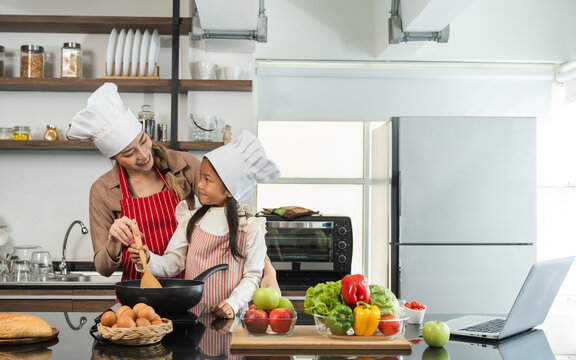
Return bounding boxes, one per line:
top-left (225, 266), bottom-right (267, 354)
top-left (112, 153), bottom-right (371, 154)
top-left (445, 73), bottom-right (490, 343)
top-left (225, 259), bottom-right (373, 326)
top-left (205, 130), bottom-right (280, 201)
top-left (69, 83), bottom-right (142, 158)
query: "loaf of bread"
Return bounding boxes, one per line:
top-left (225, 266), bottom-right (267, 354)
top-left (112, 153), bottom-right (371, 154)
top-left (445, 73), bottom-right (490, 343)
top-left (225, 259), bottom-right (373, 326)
top-left (0, 314), bottom-right (53, 339)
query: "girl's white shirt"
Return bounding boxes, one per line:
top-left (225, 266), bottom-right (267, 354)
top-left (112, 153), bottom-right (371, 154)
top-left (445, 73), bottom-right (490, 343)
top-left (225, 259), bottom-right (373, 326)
top-left (136, 200), bottom-right (267, 314)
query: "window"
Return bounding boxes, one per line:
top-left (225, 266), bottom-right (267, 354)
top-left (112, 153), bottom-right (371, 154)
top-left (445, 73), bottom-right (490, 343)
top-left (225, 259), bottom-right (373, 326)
top-left (257, 121), bottom-right (366, 274)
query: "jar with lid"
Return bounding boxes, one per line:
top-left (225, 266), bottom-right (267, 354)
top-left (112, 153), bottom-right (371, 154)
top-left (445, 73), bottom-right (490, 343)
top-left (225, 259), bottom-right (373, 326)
top-left (0, 127), bottom-right (11, 140)
top-left (20, 45), bottom-right (44, 78)
top-left (0, 45), bottom-right (5, 78)
top-left (12, 126), bottom-right (31, 140)
top-left (61, 42), bottom-right (82, 78)
top-left (43, 125), bottom-right (60, 141)
top-left (138, 105), bottom-right (155, 139)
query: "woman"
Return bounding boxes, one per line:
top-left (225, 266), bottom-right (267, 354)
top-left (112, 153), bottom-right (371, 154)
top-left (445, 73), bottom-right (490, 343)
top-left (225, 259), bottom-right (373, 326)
top-left (69, 83), bottom-right (280, 292)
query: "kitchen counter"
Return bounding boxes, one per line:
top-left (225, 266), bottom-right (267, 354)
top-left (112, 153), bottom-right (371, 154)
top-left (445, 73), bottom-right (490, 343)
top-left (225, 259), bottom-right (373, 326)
top-left (0, 311), bottom-right (573, 359)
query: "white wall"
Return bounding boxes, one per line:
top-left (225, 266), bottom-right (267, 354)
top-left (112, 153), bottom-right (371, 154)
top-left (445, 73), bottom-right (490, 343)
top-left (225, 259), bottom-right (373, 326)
top-left (0, 0), bottom-right (573, 261)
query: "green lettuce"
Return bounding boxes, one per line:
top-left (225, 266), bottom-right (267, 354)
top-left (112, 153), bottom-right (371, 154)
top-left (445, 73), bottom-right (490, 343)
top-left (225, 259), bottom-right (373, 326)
top-left (304, 281), bottom-right (344, 316)
top-left (369, 284), bottom-right (399, 316)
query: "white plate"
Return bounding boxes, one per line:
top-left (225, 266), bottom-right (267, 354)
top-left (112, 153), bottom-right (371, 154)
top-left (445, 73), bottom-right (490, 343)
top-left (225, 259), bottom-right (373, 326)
top-left (148, 29), bottom-right (160, 77)
top-left (122, 29), bottom-right (134, 76)
top-left (131, 29), bottom-right (142, 76)
top-left (139, 29), bottom-right (151, 77)
top-left (114, 29), bottom-right (126, 76)
top-left (105, 28), bottom-right (118, 76)
top-left (0, 229), bottom-right (6, 247)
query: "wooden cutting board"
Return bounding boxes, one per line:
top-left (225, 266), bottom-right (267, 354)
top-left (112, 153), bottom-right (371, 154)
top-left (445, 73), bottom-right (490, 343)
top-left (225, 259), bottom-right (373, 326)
top-left (230, 325), bottom-right (412, 355)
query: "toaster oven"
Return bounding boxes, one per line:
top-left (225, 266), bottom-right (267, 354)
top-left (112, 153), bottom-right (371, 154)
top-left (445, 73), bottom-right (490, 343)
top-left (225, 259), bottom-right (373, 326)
top-left (258, 214), bottom-right (353, 290)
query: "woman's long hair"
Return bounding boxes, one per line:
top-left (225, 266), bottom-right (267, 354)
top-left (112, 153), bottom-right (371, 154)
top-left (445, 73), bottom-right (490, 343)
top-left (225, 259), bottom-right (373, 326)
top-left (151, 142), bottom-right (187, 201)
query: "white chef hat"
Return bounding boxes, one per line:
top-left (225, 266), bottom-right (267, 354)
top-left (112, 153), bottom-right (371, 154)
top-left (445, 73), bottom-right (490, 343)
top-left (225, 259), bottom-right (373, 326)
top-left (69, 83), bottom-right (142, 158)
top-left (205, 130), bottom-right (280, 202)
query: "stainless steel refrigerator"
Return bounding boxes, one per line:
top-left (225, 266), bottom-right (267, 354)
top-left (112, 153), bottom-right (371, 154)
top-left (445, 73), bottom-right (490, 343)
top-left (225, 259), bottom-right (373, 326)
top-left (371, 117), bottom-right (537, 314)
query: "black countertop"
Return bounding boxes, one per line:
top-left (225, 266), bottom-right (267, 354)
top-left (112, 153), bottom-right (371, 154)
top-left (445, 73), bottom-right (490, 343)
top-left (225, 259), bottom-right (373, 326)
top-left (0, 311), bottom-right (572, 359)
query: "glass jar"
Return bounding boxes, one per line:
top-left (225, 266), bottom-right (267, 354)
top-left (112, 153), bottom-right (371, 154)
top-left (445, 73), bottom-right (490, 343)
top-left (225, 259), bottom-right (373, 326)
top-left (138, 105), bottom-right (155, 139)
top-left (61, 42), bottom-right (81, 78)
top-left (12, 126), bottom-right (31, 140)
top-left (0, 45), bottom-right (5, 78)
top-left (0, 127), bottom-right (11, 140)
top-left (20, 45), bottom-right (44, 78)
top-left (43, 125), bottom-right (60, 141)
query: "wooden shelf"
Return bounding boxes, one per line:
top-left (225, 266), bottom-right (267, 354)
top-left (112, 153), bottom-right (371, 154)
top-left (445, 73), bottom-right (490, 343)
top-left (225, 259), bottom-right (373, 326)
top-left (0, 78), bottom-right (252, 93)
top-left (180, 80), bottom-right (252, 92)
top-left (0, 140), bottom-right (223, 151)
top-left (0, 15), bottom-right (192, 35)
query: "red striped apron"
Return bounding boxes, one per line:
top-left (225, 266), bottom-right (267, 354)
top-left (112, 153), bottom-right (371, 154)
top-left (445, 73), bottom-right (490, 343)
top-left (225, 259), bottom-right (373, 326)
top-left (185, 223), bottom-right (247, 315)
top-left (197, 313), bottom-right (240, 360)
top-left (118, 165), bottom-right (185, 281)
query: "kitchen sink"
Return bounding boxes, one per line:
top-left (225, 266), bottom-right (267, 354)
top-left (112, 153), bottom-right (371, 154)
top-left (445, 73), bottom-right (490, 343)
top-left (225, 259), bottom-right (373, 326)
top-left (53, 273), bottom-right (92, 282)
top-left (51, 271), bottom-right (122, 284)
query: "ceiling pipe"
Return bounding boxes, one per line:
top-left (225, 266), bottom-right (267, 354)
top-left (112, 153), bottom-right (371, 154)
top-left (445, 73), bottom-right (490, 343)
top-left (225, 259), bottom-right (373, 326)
top-left (388, 0), bottom-right (450, 44)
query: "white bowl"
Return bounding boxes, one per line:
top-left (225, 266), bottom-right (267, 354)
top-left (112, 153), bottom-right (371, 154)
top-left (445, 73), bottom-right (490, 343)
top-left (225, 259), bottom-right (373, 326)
top-left (405, 305), bottom-right (426, 324)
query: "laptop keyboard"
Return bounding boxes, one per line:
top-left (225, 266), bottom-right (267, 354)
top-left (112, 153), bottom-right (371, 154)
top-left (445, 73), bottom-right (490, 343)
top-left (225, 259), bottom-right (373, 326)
top-left (460, 318), bottom-right (505, 333)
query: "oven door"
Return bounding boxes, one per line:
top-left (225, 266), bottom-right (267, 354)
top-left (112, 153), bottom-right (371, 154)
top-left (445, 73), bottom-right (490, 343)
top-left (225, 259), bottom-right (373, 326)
top-left (265, 220), bottom-right (334, 271)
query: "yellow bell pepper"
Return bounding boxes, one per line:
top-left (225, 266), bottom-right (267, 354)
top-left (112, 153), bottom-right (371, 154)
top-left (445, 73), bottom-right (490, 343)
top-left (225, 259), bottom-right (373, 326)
top-left (352, 301), bottom-right (381, 336)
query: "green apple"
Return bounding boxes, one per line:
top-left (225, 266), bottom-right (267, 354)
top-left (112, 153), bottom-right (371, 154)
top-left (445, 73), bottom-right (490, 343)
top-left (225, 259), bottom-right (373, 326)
top-left (422, 346), bottom-right (450, 360)
top-left (253, 286), bottom-right (280, 310)
top-left (422, 321), bottom-right (450, 347)
top-left (276, 297), bottom-right (296, 316)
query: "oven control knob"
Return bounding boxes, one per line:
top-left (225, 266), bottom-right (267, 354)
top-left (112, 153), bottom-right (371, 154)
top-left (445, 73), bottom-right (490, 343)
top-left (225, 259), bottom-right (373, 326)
top-left (337, 241), bottom-right (347, 250)
top-left (337, 227), bottom-right (347, 236)
top-left (337, 255), bottom-right (347, 264)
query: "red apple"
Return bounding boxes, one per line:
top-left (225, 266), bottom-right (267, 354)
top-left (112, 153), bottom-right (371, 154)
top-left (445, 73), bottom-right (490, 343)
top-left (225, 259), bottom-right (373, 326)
top-left (378, 314), bottom-right (401, 336)
top-left (249, 304), bottom-right (257, 311)
top-left (269, 307), bottom-right (293, 334)
top-left (243, 309), bottom-right (268, 333)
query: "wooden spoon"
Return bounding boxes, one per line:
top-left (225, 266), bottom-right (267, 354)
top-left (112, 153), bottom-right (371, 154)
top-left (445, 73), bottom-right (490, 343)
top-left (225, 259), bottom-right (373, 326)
top-left (132, 220), bottom-right (162, 288)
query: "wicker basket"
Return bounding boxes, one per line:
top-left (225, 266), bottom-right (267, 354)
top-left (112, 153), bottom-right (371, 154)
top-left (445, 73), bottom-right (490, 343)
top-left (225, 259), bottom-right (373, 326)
top-left (97, 318), bottom-right (173, 346)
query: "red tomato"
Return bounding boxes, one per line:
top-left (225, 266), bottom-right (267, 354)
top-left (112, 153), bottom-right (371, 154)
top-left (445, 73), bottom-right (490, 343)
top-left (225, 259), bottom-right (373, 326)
top-left (411, 301), bottom-right (420, 308)
top-left (378, 314), bottom-right (401, 336)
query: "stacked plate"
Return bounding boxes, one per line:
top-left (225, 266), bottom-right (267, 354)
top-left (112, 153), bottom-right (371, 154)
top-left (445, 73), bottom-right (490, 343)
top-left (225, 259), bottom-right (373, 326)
top-left (106, 28), bottom-right (160, 77)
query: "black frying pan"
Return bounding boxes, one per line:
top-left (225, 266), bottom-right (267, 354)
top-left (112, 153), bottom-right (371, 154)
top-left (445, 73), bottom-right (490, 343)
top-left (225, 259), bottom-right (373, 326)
top-left (115, 264), bottom-right (229, 314)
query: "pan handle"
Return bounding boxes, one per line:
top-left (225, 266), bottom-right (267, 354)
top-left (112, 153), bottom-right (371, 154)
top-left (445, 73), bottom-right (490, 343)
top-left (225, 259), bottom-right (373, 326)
top-left (193, 264), bottom-right (229, 282)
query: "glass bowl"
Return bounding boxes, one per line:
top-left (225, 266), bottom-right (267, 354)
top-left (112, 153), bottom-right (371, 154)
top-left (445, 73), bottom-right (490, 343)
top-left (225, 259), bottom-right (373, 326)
top-left (241, 311), bottom-right (297, 337)
top-left (313, 312), bottom-right (408, 340)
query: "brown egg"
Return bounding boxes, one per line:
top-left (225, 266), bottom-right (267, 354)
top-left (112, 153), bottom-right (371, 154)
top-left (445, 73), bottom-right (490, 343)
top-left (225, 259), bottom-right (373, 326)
top-left (151, 318), bottom-right (162, 325)
top-left (151, 314), bottom-right (161, 322)
top-left (100, 311), bottom-right (117, 327)
top-left (116, 314), bottom-right (136, 328)
top-left (136, 318), bottom-right (151, 327)
top-left (111, 324), bottom-right (118, 329)
top-left (133, 303), bottom-right (148, 314)
top-left (123, 308), bottom-right (138, 321)
top-left (136, 305), bottom-right (156, 321)
top-left (116, 305), bottom-right (132, 318)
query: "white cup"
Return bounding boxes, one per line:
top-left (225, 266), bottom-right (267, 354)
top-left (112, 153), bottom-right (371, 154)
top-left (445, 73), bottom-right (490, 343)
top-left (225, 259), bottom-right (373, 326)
top-left (223, 66), bottom-right (242, 80)
top-left (192, 61), bottom-right (216, 80)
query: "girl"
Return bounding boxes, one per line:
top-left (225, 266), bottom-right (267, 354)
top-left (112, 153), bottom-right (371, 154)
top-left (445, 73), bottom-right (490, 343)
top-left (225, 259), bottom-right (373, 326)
top-left (70, 83), bottom-right (280, 294)
top-left (129, 130), bottom-right (280, 318)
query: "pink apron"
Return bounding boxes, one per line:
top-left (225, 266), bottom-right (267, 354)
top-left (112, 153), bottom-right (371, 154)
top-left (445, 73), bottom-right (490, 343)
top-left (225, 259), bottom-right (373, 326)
top-left (185, 224), bottom-right (248, 315)
top-left (118, 165), bottom-right (185, 281)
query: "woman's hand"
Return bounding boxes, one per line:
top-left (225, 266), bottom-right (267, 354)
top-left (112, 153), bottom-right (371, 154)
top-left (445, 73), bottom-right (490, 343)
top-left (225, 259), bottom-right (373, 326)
top-left (261, 258), bottom-right (281, 296)
top-left (108, 216), bottom-right (140, 247)
top-left (211, 300), bottom-right (235, 319)
top-left (127, 244), bottom-right (150, 265)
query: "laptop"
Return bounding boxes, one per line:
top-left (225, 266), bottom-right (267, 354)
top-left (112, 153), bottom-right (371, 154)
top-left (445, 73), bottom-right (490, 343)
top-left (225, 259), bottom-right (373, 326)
top-left (445, 256), bottom-right (574, 340)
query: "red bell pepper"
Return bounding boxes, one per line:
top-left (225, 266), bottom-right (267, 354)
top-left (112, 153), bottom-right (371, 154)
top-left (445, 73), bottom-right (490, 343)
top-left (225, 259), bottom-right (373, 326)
top-left (341, 274), bottom-right (370, 307)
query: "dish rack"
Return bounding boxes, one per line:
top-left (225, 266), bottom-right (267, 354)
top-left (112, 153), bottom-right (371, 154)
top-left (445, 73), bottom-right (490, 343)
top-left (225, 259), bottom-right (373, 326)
top-left (102, 62), bottom-right (159, 79)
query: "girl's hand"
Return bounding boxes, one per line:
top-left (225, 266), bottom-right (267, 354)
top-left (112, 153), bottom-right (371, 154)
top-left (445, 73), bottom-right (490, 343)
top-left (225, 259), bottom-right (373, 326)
top-left (127, 244), bottom-right (150, 265)
top-left (261, 259), bottom-right (282, 296)
top-left (108, 216), bottom-right (140, 247)
top-left (211, 301), bottom-right (235, 319)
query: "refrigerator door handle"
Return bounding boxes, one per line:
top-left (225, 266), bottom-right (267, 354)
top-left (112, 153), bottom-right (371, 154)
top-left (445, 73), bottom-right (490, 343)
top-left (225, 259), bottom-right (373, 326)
top-left (398, 171), bottom-right (401, 217)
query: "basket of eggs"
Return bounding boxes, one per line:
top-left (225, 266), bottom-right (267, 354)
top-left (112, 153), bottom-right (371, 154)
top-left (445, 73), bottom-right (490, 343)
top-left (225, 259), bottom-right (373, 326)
top-left (97, 303), bottom-right (173, 346)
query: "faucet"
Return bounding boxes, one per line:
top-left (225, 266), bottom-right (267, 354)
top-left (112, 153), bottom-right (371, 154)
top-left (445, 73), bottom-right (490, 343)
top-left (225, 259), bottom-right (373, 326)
top-left (59, 220), bottom-right (89, 276)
